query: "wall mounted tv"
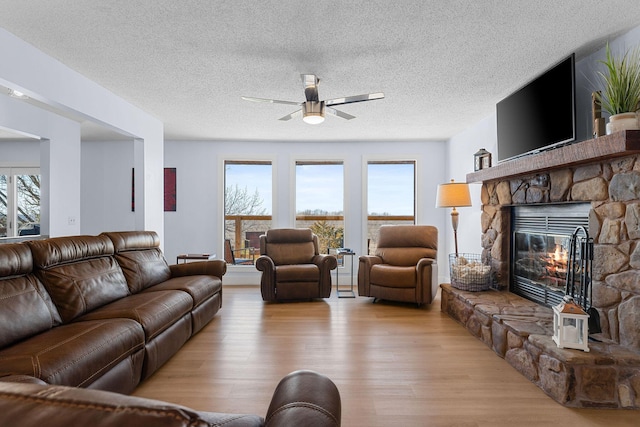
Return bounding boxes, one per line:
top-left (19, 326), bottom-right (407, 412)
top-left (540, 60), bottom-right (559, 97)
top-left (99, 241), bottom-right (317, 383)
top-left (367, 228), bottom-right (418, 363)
top-left (496, 54), bottom-right (576, 162)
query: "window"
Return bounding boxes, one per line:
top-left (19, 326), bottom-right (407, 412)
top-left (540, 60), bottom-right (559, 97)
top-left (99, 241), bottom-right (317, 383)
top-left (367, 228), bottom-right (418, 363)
top-left (367, 161), bottom-right (415, 253)
top-left (295, 161), bottom-right (344, 254)
top-left (0, 168), bottom-right (41, 238)
top-left (224, 161), bottom-right (272, 265)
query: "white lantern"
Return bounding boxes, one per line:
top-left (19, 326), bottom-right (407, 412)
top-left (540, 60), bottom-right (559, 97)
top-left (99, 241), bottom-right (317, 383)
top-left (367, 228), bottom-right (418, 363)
top-left (552, 296), bottom-right (590, 352)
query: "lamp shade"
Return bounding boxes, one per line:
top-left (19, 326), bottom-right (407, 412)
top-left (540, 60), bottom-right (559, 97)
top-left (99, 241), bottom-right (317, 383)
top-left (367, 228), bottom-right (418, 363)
top-left (436, 179), bottom-right (472, 208)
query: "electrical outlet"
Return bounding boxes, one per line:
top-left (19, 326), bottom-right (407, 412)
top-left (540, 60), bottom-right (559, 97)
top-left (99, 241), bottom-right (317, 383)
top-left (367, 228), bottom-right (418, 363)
top-left (68, 216), bottom-right (77, 226)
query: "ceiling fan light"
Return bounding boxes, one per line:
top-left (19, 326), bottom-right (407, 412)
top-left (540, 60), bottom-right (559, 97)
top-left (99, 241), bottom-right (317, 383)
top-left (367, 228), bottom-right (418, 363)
top-left (9, 89), bottom-right (27, 99)
top-left (302, 101), bottom-right (325, 125)
top-left (303, 114), bottom-right (325, 124)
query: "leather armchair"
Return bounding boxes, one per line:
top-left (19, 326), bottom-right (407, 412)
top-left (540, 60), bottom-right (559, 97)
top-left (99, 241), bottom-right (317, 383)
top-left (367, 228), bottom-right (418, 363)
top-left (256, 228), bottom-right (337, 301)
top-left (358, 225), bottom-right (438, 306)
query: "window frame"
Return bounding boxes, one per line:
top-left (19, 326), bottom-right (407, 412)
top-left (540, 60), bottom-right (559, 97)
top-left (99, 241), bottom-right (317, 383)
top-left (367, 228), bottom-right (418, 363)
top-left (0, 167), bottom-right (41, 238)
top-left (365, 160), bottom-right (417, 254)
top-left (223, 160), bottom-right (273, 266)
top-left (294, 160), bottom-right (345, 254)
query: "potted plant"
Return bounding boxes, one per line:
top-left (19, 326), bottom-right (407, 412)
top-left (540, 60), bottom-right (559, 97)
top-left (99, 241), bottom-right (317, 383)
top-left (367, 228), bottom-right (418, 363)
top-left (595, 43), bottom-right (640, 134)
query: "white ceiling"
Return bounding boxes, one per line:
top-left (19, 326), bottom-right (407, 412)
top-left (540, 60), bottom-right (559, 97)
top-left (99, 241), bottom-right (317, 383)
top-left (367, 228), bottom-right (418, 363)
top-left (1, 1), bottom-right (640, 142)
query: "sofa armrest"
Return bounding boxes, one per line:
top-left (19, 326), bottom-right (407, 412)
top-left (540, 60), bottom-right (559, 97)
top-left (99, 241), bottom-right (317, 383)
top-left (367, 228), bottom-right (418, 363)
top-left (311, 254), bottom-right (338, 271)
top-left (312, 254), bottom-right (338, 297)
top-left (170, 259), bottom-right (227, 278)
top-left (0, 375), bottom-right (47, 385)
top-left (0, 381), bottom-right (264, 427)
top-left (256, 255), bottom-right (276, 301)
top-left (265, 370), bottom-right (341, 427)
top-left (357, 255), bottom-right (383, 297)
top-left (416, 258), bottom-right (436, 304)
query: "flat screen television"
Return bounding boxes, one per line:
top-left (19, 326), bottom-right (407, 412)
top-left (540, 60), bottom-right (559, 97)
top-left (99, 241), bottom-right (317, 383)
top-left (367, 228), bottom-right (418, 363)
top-left (496, 54), bottom-right (576, 162)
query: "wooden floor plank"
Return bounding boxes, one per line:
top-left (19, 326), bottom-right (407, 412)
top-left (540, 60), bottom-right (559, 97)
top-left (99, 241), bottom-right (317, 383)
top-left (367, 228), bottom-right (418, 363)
top-left (133, 286), bottom-right (639, 426)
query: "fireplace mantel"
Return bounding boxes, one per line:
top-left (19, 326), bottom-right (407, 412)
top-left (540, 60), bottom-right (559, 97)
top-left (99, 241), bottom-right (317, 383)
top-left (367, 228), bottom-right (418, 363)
top-left (466, 130), bottom-right (640, 183)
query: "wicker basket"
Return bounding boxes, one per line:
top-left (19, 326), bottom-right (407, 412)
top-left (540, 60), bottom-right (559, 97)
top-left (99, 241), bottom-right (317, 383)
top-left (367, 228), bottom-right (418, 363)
top-left (449, 253), bottom-right (493, 291)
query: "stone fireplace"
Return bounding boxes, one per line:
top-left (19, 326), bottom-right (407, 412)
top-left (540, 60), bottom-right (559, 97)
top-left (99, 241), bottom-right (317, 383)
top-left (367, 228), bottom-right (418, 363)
top-left (440, 130), bottom-right (640, 408)
top-left (478, 135), bottom-right (640, 351)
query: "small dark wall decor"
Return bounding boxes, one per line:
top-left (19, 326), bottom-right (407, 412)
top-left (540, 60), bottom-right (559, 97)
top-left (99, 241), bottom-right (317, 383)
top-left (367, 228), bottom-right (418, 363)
top-left (164, 168), bottom-right (177, 212)
top-left (131, 168), bottom-right (177, 212)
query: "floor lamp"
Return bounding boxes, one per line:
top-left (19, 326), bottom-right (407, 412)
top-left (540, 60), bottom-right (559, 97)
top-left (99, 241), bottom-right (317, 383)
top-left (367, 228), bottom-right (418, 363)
top-left (436, 179), bottom-right (472, 257)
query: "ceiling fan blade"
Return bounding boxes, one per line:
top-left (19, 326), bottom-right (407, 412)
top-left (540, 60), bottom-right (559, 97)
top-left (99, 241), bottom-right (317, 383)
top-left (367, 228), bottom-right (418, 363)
top-left (278, 109), bottom-right (302, 121)
top-left (326, 107), bottom-right (356, 120)
top-left (325, 92), bottom-right (384, 107)
top-left (301, 74), bottom-right (320, 102)
top-left (241, 96), bottom-right (301, 106)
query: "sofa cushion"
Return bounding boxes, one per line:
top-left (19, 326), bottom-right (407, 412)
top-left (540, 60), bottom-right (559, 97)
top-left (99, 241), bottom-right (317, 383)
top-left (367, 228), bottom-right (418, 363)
top-left (27, 235), bottom-right (115, 269)
top-left (77, 290), bottom-right (193, 341)
top-left (103, 231), bottom-right (172, 293)
top-left (0, 319), bottom-right (144, 387)
top-left (0, 244), bottom-right (62, 349)
top-left (38, 257), bottom-right (129, 323)
top-left (0, 275), bottom-right (62, 349)
top-left (375, 225), bottom-right (437, 266)
top-left (114, 249), bottom-right (172, 293)
top-left (141, 275), bottom-right (222, 307)
top-left (267, 242), bottom-right (316, 265)
top-left (27, 236), bottom-right (130, 323)
top-left (370, 264), bottom-right (416, 288)
top-left (375, 247), bottom-right (436, 267)
top-left (275, 264), bottom-right (319, 282)
top-left (263, 228), bottom-right (317, 265)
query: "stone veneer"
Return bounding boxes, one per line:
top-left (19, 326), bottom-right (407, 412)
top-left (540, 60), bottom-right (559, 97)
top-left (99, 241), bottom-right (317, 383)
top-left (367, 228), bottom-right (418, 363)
top-left (440, 284), bottom-right (640, 408)
top-left (441, 146), bottom-right (640, 409)
top-left (480, 154), bottom-right (640, 351)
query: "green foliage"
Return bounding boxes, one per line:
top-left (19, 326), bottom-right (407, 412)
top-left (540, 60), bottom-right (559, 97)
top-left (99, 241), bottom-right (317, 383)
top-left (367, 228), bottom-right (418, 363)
top-left (596, 43), bottom-right (640, 115)
top-left (310, 221), bottom-right (344, 253)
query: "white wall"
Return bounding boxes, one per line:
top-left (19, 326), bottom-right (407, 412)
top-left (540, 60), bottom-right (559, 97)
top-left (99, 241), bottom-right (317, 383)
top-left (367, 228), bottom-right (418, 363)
top-left (576, 25), bottom-right (640, 139)
top-left (81, 141), bottom-right (136, 234)
top-left (0, 140), bottom-right (41, 164)
top-left (0, 28), bottom-right (164, 240)
top-left (161, 139), bottom-right (448, 284)
top-left (0, 94), bottom-right (82, 236)
top-left (446, 115), bottom-right (496, 261)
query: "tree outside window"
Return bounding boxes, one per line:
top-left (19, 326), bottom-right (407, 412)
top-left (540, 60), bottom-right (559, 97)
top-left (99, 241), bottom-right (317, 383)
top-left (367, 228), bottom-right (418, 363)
top-left (0, 169), bottom-right (41, 237)
top-left (224, 161), bottom-right (272, 265)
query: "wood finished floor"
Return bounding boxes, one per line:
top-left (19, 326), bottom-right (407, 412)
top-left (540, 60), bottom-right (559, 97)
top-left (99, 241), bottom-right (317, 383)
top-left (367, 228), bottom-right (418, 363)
top-left (133, 286), bottom-right (639, 426)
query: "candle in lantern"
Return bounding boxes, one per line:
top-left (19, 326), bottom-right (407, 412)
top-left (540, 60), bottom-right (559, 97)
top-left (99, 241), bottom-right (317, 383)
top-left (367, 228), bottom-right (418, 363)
top-left (563, 324), bottom-right (579, 343)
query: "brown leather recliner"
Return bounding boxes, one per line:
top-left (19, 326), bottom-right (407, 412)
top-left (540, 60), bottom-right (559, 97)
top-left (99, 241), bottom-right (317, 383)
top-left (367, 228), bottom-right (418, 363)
top-left (256, 228), bottom-right (337, 301)
top-left (358, 225), bottom-right (438, 306)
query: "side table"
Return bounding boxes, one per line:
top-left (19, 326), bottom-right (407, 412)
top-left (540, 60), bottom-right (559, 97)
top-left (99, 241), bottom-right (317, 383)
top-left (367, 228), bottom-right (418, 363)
top-left (336, 249), bottom-right (356, 298)
top-left (176, 253), bottom-right (216, 264)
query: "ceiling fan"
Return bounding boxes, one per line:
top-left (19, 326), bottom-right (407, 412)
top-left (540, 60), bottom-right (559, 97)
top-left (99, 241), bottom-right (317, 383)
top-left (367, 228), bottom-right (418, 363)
top-left (241, 74), bottom-right (384, 124)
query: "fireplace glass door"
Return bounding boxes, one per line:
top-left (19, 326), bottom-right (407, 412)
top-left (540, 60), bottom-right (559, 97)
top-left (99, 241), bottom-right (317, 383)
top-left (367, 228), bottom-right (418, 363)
top-left (511, 203), bottom-right (590, 307)
top-left (514, 232), bottom-right (569, 298)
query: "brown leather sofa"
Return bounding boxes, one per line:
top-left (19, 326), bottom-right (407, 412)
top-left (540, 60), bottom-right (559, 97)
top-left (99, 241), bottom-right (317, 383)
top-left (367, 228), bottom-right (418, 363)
top-left (0, 370), bottom-right (342, 426)
top-left (255, 228), bottom-right (337, 301)
top-left (0, 231), bottom-right (342, 425)
top-left (358, 225), bottom-right (438, 306)
top-left (0, 231), bottom-right (224, 394)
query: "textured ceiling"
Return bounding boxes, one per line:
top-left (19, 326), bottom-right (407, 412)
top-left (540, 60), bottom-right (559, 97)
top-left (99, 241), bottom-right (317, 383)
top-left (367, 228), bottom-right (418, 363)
top-left (1, 1), bottom-right (640, 142)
